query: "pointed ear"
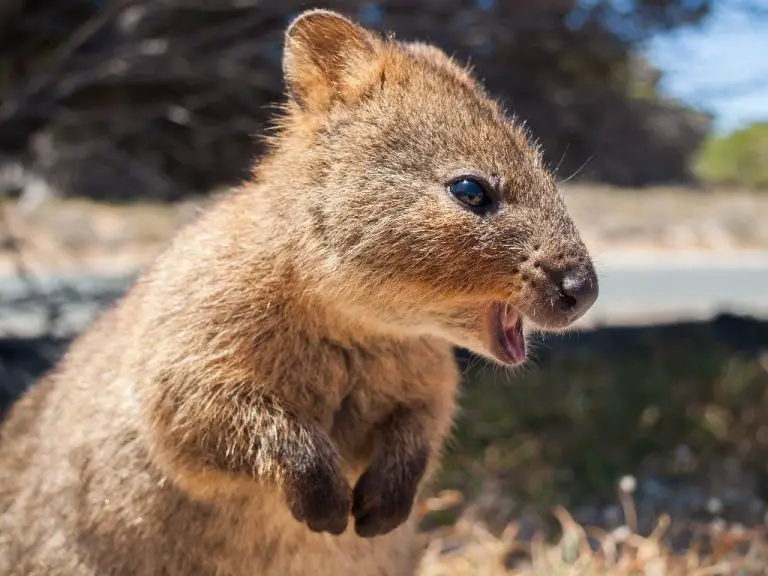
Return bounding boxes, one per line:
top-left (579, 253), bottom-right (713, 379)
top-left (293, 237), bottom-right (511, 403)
top-left (283, 9), bottom-right (379, 110)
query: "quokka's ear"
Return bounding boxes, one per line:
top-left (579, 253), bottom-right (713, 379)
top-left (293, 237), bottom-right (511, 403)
top-left (283, 9), bottom-right (380, 111)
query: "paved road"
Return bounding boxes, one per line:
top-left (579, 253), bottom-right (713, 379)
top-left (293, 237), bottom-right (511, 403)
top-left (576, 251), bottom-right (768, 328)
top-left (0, 253), bottom-right (766, 337)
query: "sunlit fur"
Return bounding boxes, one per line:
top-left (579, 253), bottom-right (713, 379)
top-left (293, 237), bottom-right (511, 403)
top-left (0, 9), bottom-right (597, 576)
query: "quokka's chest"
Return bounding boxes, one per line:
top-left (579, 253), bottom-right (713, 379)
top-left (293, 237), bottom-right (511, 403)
top-left (316, 339), bottom-right (455, 467)
top-left (328, 373), bottom-right (407, 469)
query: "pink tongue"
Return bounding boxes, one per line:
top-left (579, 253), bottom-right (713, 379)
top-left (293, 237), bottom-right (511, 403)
top-left (504, 322), bottom-right (526, 362)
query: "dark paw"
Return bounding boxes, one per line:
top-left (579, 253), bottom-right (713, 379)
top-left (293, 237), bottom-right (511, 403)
top-left (351, 447), bottom-right (428, 538)
top-left (285, 461), bottom-right (352, 535)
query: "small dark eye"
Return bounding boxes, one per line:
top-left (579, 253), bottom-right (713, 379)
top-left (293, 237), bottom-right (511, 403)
top-left (448, 178), bottom-right (492, 210)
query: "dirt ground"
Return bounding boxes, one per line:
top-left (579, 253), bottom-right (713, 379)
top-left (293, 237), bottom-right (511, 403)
top-left (563, 184), bottom-right (768, 255)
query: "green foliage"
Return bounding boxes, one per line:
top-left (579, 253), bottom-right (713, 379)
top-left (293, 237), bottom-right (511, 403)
top-left (695, 122), bottom-right (768, 190)
top-left (431, 317), bottom-right (768, 522)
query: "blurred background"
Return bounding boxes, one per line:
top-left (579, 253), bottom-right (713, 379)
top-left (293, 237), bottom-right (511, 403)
top-left (1, 0), bottom-right (767, 573)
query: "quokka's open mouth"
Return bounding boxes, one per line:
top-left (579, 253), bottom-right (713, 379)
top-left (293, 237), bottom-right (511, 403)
top-left (490, 302), bottom-right (526, 365)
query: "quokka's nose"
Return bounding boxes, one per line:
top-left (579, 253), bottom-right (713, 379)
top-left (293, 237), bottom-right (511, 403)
top-left (555, 266), bottom-right (599, 319)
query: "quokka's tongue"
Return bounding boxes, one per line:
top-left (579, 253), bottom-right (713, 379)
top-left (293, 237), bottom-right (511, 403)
top-left (501, 308), bottom-right (526, 364)
top-left (504, 318), bottom-right (525, 363)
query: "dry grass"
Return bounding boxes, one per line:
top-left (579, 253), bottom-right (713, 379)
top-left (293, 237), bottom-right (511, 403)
top-left (416, 491), bottom-right (767, 575)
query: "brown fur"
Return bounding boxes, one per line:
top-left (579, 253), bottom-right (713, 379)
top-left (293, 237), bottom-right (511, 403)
top-left (0, 9), bottom-right (598, 576)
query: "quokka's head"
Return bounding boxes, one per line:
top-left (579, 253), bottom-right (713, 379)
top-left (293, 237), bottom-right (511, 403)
top-left (279, 9), bottom-right (598, 365)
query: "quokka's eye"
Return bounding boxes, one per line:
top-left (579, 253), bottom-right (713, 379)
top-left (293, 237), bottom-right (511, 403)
top-left (448, 178), bottom-right (493, 211)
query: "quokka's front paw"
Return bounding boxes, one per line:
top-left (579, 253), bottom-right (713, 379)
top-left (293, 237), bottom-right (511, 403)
top-left (351, 444), bottom-right (429, 538)
top-left (284, 457), bottom-right (352, 535)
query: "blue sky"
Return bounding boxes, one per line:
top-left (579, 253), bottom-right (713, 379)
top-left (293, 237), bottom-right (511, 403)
top-left (645, 1), bottom-right (768, 134)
